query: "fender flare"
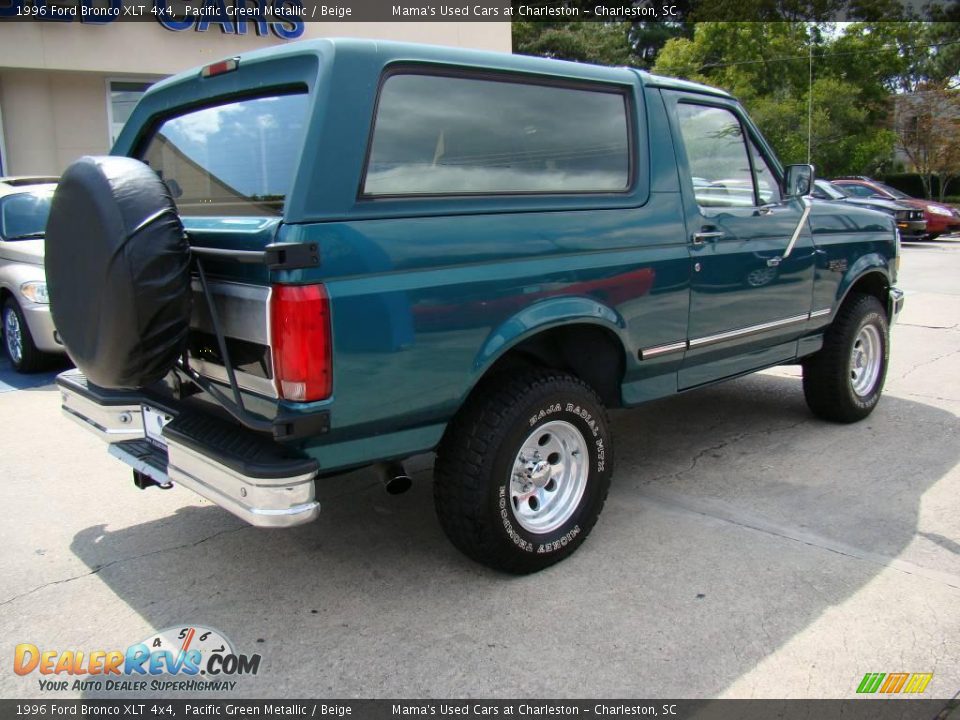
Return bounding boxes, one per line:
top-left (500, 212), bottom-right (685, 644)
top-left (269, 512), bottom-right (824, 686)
top-left (462, 297), bottom-right (629, 399)
top-left (834, 253), bottom-right (891, 312)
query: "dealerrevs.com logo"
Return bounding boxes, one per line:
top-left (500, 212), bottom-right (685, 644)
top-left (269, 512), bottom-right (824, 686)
top-left (14, 626), bottom-right (261, 693)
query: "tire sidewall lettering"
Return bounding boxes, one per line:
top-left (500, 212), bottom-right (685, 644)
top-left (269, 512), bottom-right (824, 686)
top-left (498, 392), bottom-right (611, 557)
top-left (847, 311), bottom-right (888, 410)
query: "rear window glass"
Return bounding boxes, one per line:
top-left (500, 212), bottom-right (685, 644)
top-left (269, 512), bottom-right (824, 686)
top-left (363, 73), bottom-right (630, 196)
top-left (141, 93), bottom-right (309, 217)
top-left (1, 189), bottom-right (54, 239)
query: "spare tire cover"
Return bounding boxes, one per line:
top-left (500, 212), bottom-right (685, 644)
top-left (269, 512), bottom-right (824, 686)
top-left (46, 156), bottom-right (191, 389)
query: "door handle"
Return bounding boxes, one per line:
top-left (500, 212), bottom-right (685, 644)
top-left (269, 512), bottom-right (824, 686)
top-left (691, 231), bottom-right (724, 246)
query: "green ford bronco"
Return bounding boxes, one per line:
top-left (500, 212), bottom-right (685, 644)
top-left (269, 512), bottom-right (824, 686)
top-left (46, 39), bottom-right (903, 573)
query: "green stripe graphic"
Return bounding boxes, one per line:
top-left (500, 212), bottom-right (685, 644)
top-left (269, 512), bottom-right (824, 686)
top-left (856, 673), bottom-right (885, 693)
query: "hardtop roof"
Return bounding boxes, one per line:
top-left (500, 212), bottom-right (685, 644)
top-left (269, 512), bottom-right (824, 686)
top-left (148, 37), bottom-right (732, 99)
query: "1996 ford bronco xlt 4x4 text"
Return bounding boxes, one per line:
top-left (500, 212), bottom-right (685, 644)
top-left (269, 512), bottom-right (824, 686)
top-left (47, 39), bottom-right (904, 573)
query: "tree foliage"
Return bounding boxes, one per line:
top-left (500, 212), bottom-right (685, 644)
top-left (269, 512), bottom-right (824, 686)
top-left (895, 84), bottom-right (960, 201)
top-left (514, 16), bottom-right (958, 185)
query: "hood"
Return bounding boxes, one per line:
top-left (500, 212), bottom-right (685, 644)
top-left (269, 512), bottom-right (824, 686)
top-left (897, 198), bottom-right (936, 211)
top-left (842, 196), bottom-right (903, 214)
top-left (0, 239), bottom-right (45, 266)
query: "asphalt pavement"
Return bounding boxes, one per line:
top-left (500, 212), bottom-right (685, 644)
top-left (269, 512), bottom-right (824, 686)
top-left (1, 238), bottom-right (958, 700)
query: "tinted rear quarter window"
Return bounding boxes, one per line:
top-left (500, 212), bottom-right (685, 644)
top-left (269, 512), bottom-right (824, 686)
top-left (141, 93), bottom-right (309, 217)
top-left (363, 73), bottom-right (631, 196)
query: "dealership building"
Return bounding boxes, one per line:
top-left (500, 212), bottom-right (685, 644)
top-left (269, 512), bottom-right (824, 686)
top-left (0, 20), bottom-right (511, 176)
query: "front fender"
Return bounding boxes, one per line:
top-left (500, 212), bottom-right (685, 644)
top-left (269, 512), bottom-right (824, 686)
top-left (835, 253), bottom-right (891, 309)
top-left (473, 296), bottom-right (627, 375)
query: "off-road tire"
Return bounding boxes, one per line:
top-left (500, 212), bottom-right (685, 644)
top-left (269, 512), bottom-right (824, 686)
top-left (434, 369), bottom-right (613, 574)
top-left (2, 298), bottom-right (48, 373)
top-left (802, 294), bottom-right (889, 423)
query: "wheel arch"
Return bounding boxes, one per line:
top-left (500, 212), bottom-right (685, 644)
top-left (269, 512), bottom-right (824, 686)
top-left (835, 260), bottom-right (891, 317)
top-left (464, 298), bottom-right (630, 410)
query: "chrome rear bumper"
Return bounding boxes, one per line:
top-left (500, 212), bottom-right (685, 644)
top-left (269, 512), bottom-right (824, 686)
top-left (57, 370), bottom-right (320, 528)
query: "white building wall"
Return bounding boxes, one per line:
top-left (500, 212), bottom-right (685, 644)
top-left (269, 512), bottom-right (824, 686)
top-left (0, 22), bottom-right (512, 175)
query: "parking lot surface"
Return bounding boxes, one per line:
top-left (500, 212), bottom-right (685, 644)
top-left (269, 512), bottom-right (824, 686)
top-left (1, 238), bottom-right (958, 700)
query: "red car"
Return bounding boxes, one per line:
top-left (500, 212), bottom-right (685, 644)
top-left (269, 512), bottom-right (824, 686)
top-left (832, 177), bottom-right (960, 239)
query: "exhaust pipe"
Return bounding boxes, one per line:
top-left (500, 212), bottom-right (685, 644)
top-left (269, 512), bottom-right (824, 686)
top-left (375, 461), bottom-right (412, 495)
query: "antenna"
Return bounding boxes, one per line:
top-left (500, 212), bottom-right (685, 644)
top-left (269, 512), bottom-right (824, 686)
top-left (807, 41), bottom-right (813, 165)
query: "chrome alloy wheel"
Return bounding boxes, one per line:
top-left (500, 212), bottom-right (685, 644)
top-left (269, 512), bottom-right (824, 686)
top-left (3, 307), bottom-right (23, 365)
top-left (509, 420), bottom-right (588, 534)
top-left (850, 324), bottom-right (882, 397)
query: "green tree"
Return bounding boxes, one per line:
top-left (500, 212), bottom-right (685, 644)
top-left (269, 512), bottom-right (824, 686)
top-left (653, 22), bottom-right (899, 176)
top-left (512, 22), bottom-right (637, 66)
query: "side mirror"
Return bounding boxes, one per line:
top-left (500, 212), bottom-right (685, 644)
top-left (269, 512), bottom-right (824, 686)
top-left (784, 164), bottom-right (815, 198)
top-left (165, 178), bottom-right (183, 199)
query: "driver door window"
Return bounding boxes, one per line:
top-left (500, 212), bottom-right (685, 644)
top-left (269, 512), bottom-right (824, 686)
top-left (749, 139), bottom-right (781, 204)
top-left (676, 104), bottom-right (756, 209)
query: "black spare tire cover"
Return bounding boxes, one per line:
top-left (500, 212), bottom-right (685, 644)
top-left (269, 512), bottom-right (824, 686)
top-left (46, 156), bottom-right (191, 389)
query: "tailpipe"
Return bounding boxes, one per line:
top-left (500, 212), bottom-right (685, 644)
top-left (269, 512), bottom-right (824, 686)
top-left (375, 461), bottom-right (412, 495)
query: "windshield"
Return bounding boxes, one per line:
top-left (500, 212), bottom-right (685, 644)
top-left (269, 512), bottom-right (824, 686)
top-left (814, 180), bottom-right (848, 200)
top-left (0, 188), bottom-right (55, 239)
top-left (140, 92), bottom-right (309, 217)
top-left (874, 182), bottom-right (910, 200)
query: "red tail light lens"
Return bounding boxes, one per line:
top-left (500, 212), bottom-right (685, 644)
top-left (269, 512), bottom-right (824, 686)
top-left (270, 284), bottom-right (332, 402)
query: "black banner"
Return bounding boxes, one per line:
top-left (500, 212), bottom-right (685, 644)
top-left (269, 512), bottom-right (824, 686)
top-left (0, 0), bottom-right (942, 23)
top-left (0, 700), bottom-right (957, 720)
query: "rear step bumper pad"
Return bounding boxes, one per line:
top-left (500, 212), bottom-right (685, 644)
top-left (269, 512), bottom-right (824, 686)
top-left (57, 369), bottom-right (320, 528)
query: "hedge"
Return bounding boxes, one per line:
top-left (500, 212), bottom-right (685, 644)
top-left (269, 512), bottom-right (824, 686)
top-left (881, 173), bottom-right (957, 199)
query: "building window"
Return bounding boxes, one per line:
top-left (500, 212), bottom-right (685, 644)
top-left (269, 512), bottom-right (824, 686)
top-left (109, 81), bottom-right (152, 146)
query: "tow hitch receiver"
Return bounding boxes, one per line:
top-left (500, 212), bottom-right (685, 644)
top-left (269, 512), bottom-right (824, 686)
top-left (133, 469), bottom-right (172, 490)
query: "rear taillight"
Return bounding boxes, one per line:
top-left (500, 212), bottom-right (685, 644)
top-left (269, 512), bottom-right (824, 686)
top-left (270, 284), bottom-right (332, 402)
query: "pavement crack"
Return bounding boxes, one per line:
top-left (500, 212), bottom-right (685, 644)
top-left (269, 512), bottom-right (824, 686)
top-left (0, 524), bottom-right (248, 608)
top-left (645, 419), bottom-right (807, 485)
top-left (898, 322), bottom-right (959, 331)
top-left (898, 347), bottom-right (960, 381)
top-left (641, 492), bottom-right (960, 592)
top-left (907, 392), bottom-right (960, 404)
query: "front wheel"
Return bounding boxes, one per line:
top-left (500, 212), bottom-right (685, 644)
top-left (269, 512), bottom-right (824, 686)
top-left (434, 370), bottom-right (613, 574)
top-left (3, 298), bottom-right (48, 373)
top-left (802, 294), bottom-right (889, 423)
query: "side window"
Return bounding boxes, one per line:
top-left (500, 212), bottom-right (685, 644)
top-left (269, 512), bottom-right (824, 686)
top-left (676, 103), bottom-right (755, 208)
top-left (841, 183), bottom-right (875, 198)
top-left (749, 139), bottom-right (781, 204)
top-left (363, 73), bottom-right (630, 196)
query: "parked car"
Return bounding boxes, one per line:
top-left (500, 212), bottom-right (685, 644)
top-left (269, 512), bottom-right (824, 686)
top-left (812, 180), bottom-right (926, 240)
top-left (0, 177), bottom-right (65, 372)
top-left (48, 40), bottom-right (903, 573)
top-left (832, 176), bottom-right (960, 239)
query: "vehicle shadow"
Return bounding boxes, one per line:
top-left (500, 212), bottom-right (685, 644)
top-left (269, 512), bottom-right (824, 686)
top-left (68, 372), bottom-right (959, 698)
top-left (0, 356), bottom-right (71, 392)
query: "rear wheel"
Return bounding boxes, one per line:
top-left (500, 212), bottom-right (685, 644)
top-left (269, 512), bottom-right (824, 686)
top-left (434, 369), bottom-right (613, 574)
top-left (802, 294), bottom-right (889, 423)
top-left (2, 298), bottom-right (47, 373)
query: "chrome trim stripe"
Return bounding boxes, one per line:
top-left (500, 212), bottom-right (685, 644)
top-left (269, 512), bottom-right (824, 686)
top-left (688, 313), bottom-right (809, 348)
top-left (640, 340), bottom-right (687, 359)
top-left (190, 358), bottom-right (279, 399)
top-left (190, 280), bottom-right (271, 346)
top-left (640, 308), bottom-right (831, 360)
top-left (189, 279), bottom-right (277, 398)
top-left (782, 198), bottom-right (812, 260)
